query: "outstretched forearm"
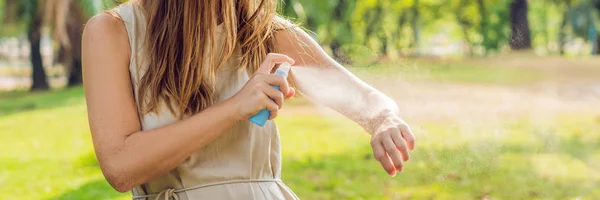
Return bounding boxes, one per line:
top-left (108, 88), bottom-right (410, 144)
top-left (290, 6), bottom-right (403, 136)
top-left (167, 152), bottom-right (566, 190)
top-left (276, 21), bottom-right (415, 177)
top-left (276, 27), bottom-right (400, 134)
top-left (289, 64), bottom-right (399, 134)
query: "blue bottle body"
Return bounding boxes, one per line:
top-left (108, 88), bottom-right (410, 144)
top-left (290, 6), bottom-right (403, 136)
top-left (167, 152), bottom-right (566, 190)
top-left (248, 63), bottom-right (291, 127)
top-left (248, 85), bottom-right (280, 127)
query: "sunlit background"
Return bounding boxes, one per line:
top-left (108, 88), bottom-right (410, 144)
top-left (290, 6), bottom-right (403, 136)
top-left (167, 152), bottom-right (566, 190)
top-left (1, 0), bottom-right (599, 199)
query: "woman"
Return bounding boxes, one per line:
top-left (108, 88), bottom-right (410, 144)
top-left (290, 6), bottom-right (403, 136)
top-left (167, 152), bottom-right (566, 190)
top-left (82, 0), bottom-right (415, 199)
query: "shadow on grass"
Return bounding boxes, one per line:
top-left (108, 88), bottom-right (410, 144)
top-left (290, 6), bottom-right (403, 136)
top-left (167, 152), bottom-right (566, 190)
top-left (0, 86), bottom-right (85, 117)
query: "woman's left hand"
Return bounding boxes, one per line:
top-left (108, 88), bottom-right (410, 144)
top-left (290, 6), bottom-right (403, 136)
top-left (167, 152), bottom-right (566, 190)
top-left (370, 115), bottom-right (416, 176)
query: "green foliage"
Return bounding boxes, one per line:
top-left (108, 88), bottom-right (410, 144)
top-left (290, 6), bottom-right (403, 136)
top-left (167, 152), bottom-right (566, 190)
top-left (0, 0), bottom-right (117, 37)
top-left (77, 0), bottom-right (120, 16)
top-left (0, 0), bottom-right (35, 37)
top-left (281, 0), bottom-right (600, 57)
top-left (1, 0), bottom-right (598, 57)
top-left (566, 0), bottom-right (600, 39)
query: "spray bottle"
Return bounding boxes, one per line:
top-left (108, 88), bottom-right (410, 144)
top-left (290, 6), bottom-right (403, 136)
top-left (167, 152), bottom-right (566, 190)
top-left (249, 62), bottom-right (292, 127)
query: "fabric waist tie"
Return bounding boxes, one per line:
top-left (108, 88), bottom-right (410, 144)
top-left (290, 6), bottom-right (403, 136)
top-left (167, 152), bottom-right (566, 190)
top-left (132, 179), bottom-right (284, 200)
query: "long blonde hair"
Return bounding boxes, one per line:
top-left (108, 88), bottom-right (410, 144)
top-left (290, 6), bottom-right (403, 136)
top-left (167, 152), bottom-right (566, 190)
top-left (134, 0), bottom-right (291, 118)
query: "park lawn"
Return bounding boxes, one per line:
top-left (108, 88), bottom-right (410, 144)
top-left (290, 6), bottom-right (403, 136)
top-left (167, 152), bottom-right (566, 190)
top-left (1, 83), bottom-right (599, 199)
top-left (278, 113), bottom-right (600, 199)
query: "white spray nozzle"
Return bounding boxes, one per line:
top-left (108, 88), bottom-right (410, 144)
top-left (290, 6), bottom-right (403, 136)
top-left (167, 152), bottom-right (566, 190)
top-left (275, 62), bottom-right (292, 77)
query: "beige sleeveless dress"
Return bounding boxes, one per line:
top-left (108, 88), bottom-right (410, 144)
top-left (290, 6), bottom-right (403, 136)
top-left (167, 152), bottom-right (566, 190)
top-left (112, 3), bottom-right (299, 200)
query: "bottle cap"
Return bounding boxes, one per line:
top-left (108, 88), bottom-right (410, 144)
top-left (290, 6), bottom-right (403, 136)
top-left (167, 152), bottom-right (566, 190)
top-left (275, 62), bottom-right (291, 77)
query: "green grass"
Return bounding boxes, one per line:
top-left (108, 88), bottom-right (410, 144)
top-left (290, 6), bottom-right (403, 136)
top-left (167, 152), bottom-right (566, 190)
top-left (0, 87), bottom-right (83, 115)
top-left (0, 87), bottom-right (128, 200)
top-left (1, 86), bottom-right (598, 199)
top-left (277, 112), bottom-right (600, 199)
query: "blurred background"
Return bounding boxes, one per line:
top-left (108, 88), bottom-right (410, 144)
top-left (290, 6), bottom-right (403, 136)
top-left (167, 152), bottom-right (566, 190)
top-left (1, 0), bottom-right (599, 199)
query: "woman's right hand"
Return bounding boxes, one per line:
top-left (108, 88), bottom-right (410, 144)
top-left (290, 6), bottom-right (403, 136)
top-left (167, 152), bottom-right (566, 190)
top-left (228, 53), bottom-right (296, 121)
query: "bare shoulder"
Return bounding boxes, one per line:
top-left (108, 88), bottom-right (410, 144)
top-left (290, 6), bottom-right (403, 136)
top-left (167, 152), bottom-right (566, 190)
top-left (274, 26), bottom-right (315, 48)
top-left (83, 12), bottom-right (129, 53)
top-left (82, 12), bottom-right (130, 70)
top-left (85, 12), bottom-right (127, 35)
top-left (274, 26), bottom-right (330, 65)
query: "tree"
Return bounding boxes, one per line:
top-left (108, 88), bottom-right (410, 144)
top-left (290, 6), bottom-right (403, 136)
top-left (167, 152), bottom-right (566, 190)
top-left (509, 0), bottom-right (532, 50)
top-left (361, 0), bottom-right (388, 55)
top-left (392, 9), bottom-right (408, 56)
top-left (2, 0), bottom-right (50, 90)
top-left (453, 0), bottom-right (476, 56)
top-left (560, 0), bottom-right (600, 55)
top-left (410, 0), bottom-right (421, 55)
top-left (28, 0), bottom-right (49, 90)
top-left (592, 0), bottom-right (600, 54)
top-left (45, 0), bottom-right (90, 86)
top-left (476, 0), bottom-right (489, 54)
top-left (328, 0), bottom-right (354, 62)
top-left (46, 0), bottom-right (104, 86)
top-left (556, 0), bottom-right (574, 55)
top-left (2, 0), bottom-right (108, 90)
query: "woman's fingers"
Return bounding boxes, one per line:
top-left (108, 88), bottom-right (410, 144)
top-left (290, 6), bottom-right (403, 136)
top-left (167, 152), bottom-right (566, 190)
top-left (257, 53), bottom-right (295, 74)
top-left (382, 134), bottom-right (404, 172)
top-left (262, 84), bottom-right (285, 109)
top-left (390, 130), bottom-right (410, 162)
top-left (285, 87), bottom-right (295, 99)
top-left (398, 123), bottom-right (416, 150)
top-left (371, 139), bottom-right (396, 176)
top-left (263, 96), bottom-right (279, 120)
top-left (248, 53), bottom-right (295, 121)
top-left (263, 75), bottom-right (290, 97)
top-left (369, 117), bottom-right (415, 176)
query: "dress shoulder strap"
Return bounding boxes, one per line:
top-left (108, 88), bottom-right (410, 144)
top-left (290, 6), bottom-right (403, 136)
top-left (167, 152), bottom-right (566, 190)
top-left (110, 2), bottom-right (147, 83)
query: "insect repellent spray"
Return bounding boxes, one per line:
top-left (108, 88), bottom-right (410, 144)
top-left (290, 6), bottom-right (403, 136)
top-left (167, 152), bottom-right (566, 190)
top-left (248, 62), bottom-right (292, 127)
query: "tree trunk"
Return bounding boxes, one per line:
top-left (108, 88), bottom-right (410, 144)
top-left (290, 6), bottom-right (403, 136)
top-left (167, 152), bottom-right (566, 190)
top-left (593, 34), bottom-right (600, 55)
top-left (329, 0), bottom-right (350, 63)
top-left (29, 4), bottom-right (50, 91)
top-left (363, 9), bottom-right (375, 46)
top-left (558, 1), bottom-right (572, 55)
top-left (411, 0), bottom-right (421, 56)
top-left (457, 0), bottom-right (473, 56)
top-left (509, 0), bottom-right (532, 50)
top-left (330, 40), bottom-right (349, 64)
top-left (66, 1), bottom-right (86, 86)
top-left (394, 11), bottom-right (408, 56)
top-left (364, 4), bottom-right (383, 46)
top-left (540, 3), bottom-right (550, 52)
top-left (558, 13), bottom-right (567, 55)
top-left (379, 34), bottom-right (388, 56)
top-left (593, 0), bottom-right (600, 55)
top-left (3, 0), bottom-right (20, 23)
top-left (460, 25), bottom-right (473, 56)
top-left (476, 0), bottom-right (489, 53)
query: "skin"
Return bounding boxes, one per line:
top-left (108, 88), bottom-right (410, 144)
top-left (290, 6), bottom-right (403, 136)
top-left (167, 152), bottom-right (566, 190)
top-left (275, 27), bottom-right (415, 176)
top-left (82, 12), bottom-right (415, 193)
